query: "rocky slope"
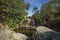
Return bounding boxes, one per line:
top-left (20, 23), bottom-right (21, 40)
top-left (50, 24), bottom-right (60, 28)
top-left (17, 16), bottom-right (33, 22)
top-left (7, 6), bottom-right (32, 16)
top-left (0, 25), bottom-right (28, 40)
top-left (33, 26), bottom-right (60, 40)
top-left (0, 17), bottom-right (60, 40)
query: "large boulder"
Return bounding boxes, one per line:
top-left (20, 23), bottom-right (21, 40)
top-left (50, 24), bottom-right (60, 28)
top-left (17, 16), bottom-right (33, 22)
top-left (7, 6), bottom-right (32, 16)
top-left (33, 26), bottom-right (60, 40)
top-left (0, 25), bottom-right (28, 40)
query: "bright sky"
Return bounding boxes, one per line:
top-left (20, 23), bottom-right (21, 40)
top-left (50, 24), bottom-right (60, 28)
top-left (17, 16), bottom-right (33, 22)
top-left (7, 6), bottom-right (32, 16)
top-left (24, 0), bottom-right (49, 16)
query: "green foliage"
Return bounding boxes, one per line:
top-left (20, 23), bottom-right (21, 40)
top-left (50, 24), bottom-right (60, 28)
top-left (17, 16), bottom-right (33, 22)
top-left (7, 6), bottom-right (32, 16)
top-left (48, 16), bottom-right (60, 31)
top-left (48, 0), bottom-right (60, 27)
top-left (0, 0), bottom-right (28, 30)
top-left (32, 2), bottom-right (57, 26)
top-left (32, 0), bottom-right (60, 31)
top-left (33, 7), bottom-right (38, 11)
top-left (25, 3), bottom-right (30, 10)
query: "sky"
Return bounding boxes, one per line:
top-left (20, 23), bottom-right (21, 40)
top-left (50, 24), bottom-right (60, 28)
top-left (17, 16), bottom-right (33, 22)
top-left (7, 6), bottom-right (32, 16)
top-left (24, 0), bottom-right (49, 16)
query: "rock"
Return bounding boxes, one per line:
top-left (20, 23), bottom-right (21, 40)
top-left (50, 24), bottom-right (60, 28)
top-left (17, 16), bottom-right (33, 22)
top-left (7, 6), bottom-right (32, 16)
top-left (13, 33), bottom-right (28, 40)
top-left (0, 29), bottom-right (28, 40)
top-left (0, 25), bottom-right (28, 40)
top-left (33, 26), bottom-right (60, 40)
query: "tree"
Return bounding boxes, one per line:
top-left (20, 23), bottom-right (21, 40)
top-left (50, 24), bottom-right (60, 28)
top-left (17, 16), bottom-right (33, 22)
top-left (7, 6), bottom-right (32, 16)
top-left (0, 0), bottom-right (28, 30)
top-left (32, 0), bottom-right (60, 31)
top-left (40, 3), bottom-right (57, 26)
top-left (32, 7), bottom-right (41, 26)
top-left (32, 2), bottom-right (57, 26)
top-left (50, 0), bottom-right (60, 16)
top-left (48, 0), bottom-right (60, 30)
top-left (25, 3), bottom-right (30, 10)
